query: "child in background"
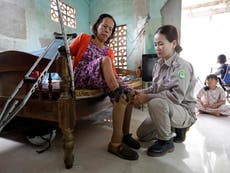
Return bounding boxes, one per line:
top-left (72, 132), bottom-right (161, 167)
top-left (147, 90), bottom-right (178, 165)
top-left (214, 54), bottom-right (228, 80)
top-left (196, 74), bottom-right (230, 116)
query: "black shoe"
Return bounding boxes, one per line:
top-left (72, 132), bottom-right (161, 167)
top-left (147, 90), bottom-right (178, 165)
top-left (173, 128), bottom-right (189, 143)
top-left (108, 143), bottom-right (139, 160)
top-left (122, 133), bottom-right (141, 149)
top-left (147, 139), bottom-right (174, 157)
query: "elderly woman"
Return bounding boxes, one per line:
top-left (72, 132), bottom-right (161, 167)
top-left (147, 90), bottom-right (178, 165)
top-left (69, 13), bottom-right (140, 160)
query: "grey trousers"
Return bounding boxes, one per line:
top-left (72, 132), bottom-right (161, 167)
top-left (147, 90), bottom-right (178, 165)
top-left (136, 98), bottom-right (195, 141)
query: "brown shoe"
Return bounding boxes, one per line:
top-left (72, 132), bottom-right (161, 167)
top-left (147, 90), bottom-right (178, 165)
top-left (108, 143), bottom-right (139, 160)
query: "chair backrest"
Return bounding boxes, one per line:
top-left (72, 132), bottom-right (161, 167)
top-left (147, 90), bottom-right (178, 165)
top-left (142, 54), bottom-right (158, 82)
top-left (223, 65), bottom-right (230, 85)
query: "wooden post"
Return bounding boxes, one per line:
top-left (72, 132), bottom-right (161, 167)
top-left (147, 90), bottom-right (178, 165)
top-left (58, 47), bottom-right (76, 169)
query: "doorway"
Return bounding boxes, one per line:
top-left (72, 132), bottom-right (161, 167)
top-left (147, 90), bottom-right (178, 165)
top-left (181, 0), bottom-right (230, 83)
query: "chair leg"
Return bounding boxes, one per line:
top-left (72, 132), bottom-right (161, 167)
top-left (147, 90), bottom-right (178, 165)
top-left (62, 128), bottom-right (75, 169)
top-left (58, 98), bottom-right (76, 169)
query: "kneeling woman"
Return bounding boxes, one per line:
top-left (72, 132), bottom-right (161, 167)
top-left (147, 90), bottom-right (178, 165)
top-left (134, 25), bottom-right (197, 157)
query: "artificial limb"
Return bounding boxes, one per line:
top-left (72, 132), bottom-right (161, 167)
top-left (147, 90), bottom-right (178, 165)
top-left (122, 91), bottom-right (140, 149)
top-left (108, 90), bottom-right (139, 160)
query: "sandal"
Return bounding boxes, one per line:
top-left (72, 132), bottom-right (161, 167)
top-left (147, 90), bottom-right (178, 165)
top-left (108, 143), bottom-right (139, 160)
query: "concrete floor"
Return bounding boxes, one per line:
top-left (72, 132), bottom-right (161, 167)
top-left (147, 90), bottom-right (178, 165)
top-left (0, 107), bottom-right (230, 173)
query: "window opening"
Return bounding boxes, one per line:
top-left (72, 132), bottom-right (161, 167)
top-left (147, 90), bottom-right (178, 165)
top-left (108, 25), bottom-right (127, 69)
top-left (50, 0), bottom-right (76, 29)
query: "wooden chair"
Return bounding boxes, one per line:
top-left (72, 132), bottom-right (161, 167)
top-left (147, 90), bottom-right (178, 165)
top-left (0, 49), bottom-right (141, 169)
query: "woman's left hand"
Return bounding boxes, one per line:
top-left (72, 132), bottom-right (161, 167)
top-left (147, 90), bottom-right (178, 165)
top-left (134, 93), bottom-right (148, 107)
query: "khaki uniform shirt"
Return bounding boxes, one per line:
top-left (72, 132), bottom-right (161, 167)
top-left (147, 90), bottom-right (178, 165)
top-left (143, 53), bottom-right (197, 120)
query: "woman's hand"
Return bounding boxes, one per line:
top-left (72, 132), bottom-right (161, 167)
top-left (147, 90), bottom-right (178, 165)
top-left (134, 89), bottom-right (142, 95)
top-left (134, 93), bottom-right (148, 107)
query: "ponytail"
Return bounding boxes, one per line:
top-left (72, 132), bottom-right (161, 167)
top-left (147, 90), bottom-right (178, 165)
top-left (175, 45), bottom-right (182, 53)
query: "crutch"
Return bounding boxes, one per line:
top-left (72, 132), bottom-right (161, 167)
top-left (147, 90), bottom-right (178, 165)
top-left (0, 44), bottom-right (59, 132)
top-left (55, 0), bottom-right (75, 94)
top-left (0, 39), bottom-right (56, 122)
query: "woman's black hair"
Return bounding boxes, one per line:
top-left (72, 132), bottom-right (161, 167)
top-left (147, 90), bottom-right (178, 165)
top-left (155, 25), bottom-right (182, 53)
top-left (204, 74), bottom-right (226, 91)
top-left (91, 13), bottom-right (117, 45)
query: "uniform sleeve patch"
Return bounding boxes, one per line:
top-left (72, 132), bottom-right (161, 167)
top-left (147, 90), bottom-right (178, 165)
top-left (178, 69), bottom-right (186, 78)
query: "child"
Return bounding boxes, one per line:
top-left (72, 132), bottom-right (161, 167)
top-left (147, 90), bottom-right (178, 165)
top-left (196, 74), bottom-right (230, 116)
top-left (214, 54), bottom-right (228, 80)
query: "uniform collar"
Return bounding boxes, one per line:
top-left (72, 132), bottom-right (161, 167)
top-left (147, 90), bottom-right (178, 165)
top-left (159, 52), bottom-right (177, 67)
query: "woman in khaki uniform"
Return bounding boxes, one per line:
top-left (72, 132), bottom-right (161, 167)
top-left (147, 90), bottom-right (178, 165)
top-left (134, 25), bottom-right (197, 157)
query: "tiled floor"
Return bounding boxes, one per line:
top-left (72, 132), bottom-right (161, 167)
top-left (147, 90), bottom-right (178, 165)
top-left (0, 107), bottom-right (230, 173)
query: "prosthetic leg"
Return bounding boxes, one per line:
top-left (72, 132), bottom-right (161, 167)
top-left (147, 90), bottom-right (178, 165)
top-left (108, 90), bottom-right (139, 160)
top-left (122, 98), bottom-right (141, 149)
